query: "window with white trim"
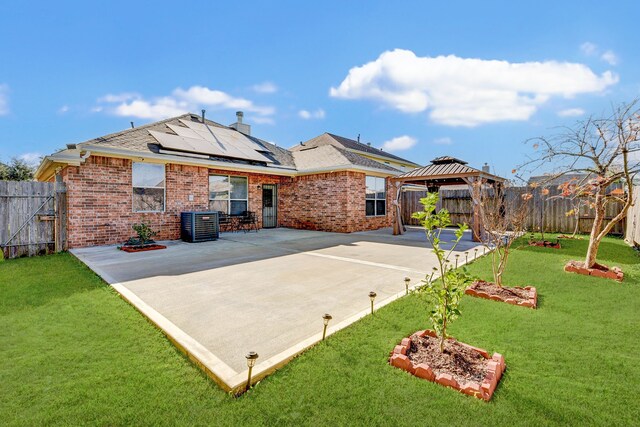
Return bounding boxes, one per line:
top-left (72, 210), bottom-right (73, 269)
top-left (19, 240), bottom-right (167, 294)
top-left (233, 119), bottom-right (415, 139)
top-left (209, 174), bottom-right (248, 215)
top-left (365, 176), bottom-right (386, 216)
top-left (132, 162), bottom-right (165, 212)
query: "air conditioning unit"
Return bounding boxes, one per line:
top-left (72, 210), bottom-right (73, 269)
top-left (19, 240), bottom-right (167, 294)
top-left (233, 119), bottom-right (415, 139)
top-left (181, 212), bottom-right (219, 243)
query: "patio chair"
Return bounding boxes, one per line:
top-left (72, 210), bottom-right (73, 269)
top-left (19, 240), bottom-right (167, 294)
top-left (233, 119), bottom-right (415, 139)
top-left (218, 211), bottom-right (235, 232)
top-left (238, 211), bottom-right (259, 233)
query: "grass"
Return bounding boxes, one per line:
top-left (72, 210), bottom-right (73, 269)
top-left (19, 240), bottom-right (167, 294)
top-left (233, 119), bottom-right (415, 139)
top-left (1, 235), bottom-right (639, 426)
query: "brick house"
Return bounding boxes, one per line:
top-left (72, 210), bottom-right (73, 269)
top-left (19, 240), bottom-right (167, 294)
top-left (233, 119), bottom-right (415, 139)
top-left (35, 112), bottom-right (420, 248)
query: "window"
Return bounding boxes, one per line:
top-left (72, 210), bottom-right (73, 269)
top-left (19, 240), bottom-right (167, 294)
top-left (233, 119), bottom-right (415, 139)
top-left (365, 176), bottom-right (386, 216)
top-left (209, 174), bottom-right (248, 215)
top-left (132, 162), bottom-right (165, 212)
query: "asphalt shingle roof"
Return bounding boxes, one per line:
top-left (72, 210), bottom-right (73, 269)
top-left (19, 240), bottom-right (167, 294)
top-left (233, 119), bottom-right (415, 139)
top-left (48, 114), bottom-right (406, 175)
top-left (75, 113), bottom-right (296, 168)
top-left (291, 145), bottom-right (400, 172)
top-left (291, 133), bottom-right (418, 166)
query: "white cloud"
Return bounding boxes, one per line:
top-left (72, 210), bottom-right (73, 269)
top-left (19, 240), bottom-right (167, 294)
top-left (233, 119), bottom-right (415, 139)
top-left (580, 42), bottom-right (598, 56)
top-left (252, 116), bottom-right (275, 125)
top-left (98, 93), bottom-right (140, 103)
top-left (298, 108), bottom-right (326, 120)
top-left (19, 152), bottom-right (43, 167)
top-left (58, 105), bottom-right (69, 114)
top-left (96, 86), bottom-right (275, 120)
top-left (601, 50), bottom-right (618, 66)
top-left (381, 135), bottom-right (417, 151)
top-left (580, 42), bottom-right (619, 66)
top-left (557, 108), bottom-right (585, 117)
top-left (0, 84), bottom-right (9, 116)
top-left (330, 49), bottom-right (618, 127)
top-left (433, 137), bottom-right (453, 145)
top-left (252, 82), bottom-right (278, 94)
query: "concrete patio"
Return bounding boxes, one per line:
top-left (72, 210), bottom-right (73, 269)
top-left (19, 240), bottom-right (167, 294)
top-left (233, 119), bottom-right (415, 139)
top-left (72, 226), bottom-right (482, 392)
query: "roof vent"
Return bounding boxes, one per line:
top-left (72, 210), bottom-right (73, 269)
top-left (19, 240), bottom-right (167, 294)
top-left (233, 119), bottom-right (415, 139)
top-left (482, 163), bottom-right (490, 173)
top-left (229, 111), bottom-right (251, 136)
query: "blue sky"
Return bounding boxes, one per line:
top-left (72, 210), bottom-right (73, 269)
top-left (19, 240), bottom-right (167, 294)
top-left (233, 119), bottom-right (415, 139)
top-left (1, 0), bottom-right (638, 177)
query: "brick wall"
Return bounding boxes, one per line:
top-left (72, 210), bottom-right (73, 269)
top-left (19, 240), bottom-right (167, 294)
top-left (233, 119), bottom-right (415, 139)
top-left (207, 168), bottom-right (289, 229)
top-left (63, 156), bottom-right (210, 247)
top-left (62, 156), bottom-right (394, 248)
top-left (280, 171), bottom-right (393, 233)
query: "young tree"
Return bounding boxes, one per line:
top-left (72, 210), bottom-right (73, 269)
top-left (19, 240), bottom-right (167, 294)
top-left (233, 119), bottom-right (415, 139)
top-left (522, 100), bottom-right (640, 268)
top-left (412, 192), bottom-right (472, 352)
top-left (469, 180), bottom-right (531, 287)
top-left (0, 161), bottom-right (8, 180)
top-left (4, 158), bottom-right (34, 181)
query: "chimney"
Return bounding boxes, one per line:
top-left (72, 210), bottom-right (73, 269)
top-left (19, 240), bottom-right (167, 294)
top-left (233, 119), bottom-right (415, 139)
top-left (229, 111), bottom-right (251, 136)
top-left (482, 163), bottom-right (490, 173)
top-left (201, 109), bottom-right (206, 123)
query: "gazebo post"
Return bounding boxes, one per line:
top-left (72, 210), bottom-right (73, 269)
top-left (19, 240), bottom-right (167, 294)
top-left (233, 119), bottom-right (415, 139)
top-left (471, 179), bottom-right (482, 242)
top-left (393, 180), bottom-right (404, 235)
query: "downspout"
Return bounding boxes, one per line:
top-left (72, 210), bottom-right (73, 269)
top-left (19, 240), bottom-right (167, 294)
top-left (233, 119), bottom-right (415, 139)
top-left (80, 151), bottom-right (91, 162)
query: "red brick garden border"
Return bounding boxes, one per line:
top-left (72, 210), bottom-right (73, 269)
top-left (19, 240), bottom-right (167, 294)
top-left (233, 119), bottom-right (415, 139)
top-left (529, 240), bottom-right (561, 249)
top-left (120, 244), bottom-right (167, 253)
top-left (465, 281), bottom-right (538, 308)
top-left (389, 330), bottom-right (505, 401)
top-left (564, 260), bottom-right (624, 281)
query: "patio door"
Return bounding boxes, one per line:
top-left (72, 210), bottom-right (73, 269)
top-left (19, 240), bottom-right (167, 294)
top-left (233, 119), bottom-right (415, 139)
top-left (262, 184), bottom-right (277, 228)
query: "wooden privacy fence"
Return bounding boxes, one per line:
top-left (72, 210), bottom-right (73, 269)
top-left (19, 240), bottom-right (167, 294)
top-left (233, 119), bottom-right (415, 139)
top-left (402, 187), bottom-right (625, 235)
top-left (0, 181), bottom-right (67, 259)
top-left (624, 186), bottom-right (640, 247)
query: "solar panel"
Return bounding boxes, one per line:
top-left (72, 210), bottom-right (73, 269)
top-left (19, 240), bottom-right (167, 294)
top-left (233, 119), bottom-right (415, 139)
top-left (149, 122), bottom-right (273, 163)
top-left (178, 119), bottom-right (272, 154)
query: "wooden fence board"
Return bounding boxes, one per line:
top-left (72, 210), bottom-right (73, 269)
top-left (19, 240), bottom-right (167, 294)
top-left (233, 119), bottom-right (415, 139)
top-left (0, 181), bottom-right (67, 259)
top-left (624, 186), bottom-right (640, 247)
top-left (402, 186), bottom-right (625, 235)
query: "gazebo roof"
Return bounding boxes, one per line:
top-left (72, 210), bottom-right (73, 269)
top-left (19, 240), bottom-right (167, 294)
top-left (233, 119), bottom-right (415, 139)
top-left (395, 156), bottom-right (505, 183)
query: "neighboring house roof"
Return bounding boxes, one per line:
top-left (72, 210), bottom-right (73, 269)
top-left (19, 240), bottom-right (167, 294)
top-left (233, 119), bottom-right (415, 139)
top-left (291, 133), bottom-right (420, 167)
top-left (398, 156), bottom-right (504, 182)
top-left (292, 145), bottom-right (400, 173)
top-left (35, 113), bottom-right (404, 180)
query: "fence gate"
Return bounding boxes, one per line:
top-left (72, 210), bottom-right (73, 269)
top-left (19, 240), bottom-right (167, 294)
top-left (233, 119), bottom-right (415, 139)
top-left (0, 181), bottom-right (67, 259)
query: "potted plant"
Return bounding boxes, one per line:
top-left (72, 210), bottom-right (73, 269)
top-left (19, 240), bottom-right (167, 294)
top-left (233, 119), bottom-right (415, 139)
top-left (119, 223), bottom-right (166, 253)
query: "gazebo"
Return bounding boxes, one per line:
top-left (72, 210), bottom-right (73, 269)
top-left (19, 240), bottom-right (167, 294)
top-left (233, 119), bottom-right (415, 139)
top-left (391, 156), bottom-right (506, 241)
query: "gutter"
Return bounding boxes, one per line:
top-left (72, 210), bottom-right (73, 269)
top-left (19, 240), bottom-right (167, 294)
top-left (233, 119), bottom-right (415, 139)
top-left (39, 144), bottom-right (400, 179)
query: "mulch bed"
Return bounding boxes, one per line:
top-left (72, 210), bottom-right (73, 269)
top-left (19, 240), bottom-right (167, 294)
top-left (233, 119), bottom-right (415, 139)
top-left (465, 280), bottom-right (537, 308)
top-left (119, 244), bottom-right (167, 253)
top-left (565, 260), bottom-right (624, 281)
top-left (389, 329), bottom-right (505, 401)
top-left (529, 240), bottom-right (561, 249)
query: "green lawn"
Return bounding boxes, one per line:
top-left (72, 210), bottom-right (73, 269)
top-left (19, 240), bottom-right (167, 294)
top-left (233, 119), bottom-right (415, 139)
top-left (1, 235), bottom-right (639, 426)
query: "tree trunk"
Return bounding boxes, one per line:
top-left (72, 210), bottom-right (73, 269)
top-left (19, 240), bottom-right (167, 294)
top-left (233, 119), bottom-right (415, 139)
top-left (585, 190), bottom-right (606, 268)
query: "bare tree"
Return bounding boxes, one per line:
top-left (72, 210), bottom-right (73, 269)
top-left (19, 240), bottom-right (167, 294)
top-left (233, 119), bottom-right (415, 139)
top-left (521, 100), bottom-right (640, 268)
top-left (555, 178), bottom-right (593, 238)
top-left (470, 180), bottom-right (531, 286)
